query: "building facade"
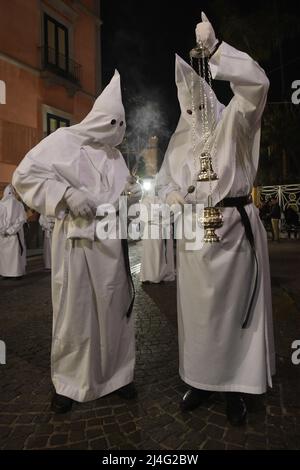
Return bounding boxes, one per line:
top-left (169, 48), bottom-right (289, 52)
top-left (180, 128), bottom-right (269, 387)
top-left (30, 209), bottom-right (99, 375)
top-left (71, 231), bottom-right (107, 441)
top-left (0, 0), bottom-right (101, 194)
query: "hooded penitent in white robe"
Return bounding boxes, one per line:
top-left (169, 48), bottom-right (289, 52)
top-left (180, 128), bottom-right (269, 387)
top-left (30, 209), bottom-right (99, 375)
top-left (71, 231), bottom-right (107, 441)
top-left (13, 71), bottom-right (135, 402)
top-left (0, 203), bottom-right (8, 235)
top-left (0, 184), bottom-right (27, 277)
top-left (39, 215), bottom-right (55, 270)
top-left (140, 190), bottom-right (175, 283)
top-left (157, 43), bottom-right (275, 394)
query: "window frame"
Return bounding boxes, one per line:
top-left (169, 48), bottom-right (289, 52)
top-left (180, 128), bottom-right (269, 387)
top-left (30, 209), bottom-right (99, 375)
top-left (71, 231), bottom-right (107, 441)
top-left (44, 13), bottom-right (69, 73)
top-left (46, 113), bottom-right (70, 135)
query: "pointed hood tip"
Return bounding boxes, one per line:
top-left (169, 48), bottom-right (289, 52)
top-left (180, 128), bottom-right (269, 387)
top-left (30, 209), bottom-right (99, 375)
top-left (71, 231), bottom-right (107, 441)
top-left (175, 54), bottom-right (196, 84)
top-left (175, 54), bottom-right (188, 69)
top-left (175, 54), bottom-right (195, 76)
top-left (175, 53), bottom-right (184, 61)
top-left (177, 54), bottom-right (193, 69)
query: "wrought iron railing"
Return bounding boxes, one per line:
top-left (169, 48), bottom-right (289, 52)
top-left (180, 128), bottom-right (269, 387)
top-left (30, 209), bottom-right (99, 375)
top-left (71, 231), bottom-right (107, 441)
top-left (40, 46), bottom-right (81, 85)
top-left (258, 184), bottom-right (300, 213)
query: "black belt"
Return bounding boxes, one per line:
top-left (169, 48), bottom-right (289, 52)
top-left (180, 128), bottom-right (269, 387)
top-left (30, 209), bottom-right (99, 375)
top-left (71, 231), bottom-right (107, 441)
top-left (119, 211), bottom-right (135, 318)
top-left (16, 232), bottom-right (24, 256)
top-left (98, 209), bottom-right (135, 318)
top-left (121, 238), bottom-right (135, 318)
top-left (217, 194), bottom-right (252, 209)
top-left (217, 195), bottom-right (258, 329)
top-left (164, 238), bottom-right (168, 264)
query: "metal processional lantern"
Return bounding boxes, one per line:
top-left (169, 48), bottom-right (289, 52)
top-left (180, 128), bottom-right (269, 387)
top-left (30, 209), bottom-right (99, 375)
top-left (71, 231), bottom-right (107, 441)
top-left (189, 40), bottom-right (223, 243)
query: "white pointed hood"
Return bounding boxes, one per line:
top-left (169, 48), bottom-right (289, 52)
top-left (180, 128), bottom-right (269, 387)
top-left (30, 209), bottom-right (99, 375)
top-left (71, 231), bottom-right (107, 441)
top-left (1, 184), bottom-right (16, 202)
top-left (175, 54), bottom-right (224, 134)
top-left (1, 184), bottom-right (26, 229)
top-left (65, 69), bottom-right (126, 147)
top-left (13, 70), bottom-right (129, 211)
top-left (157, 54), bottom-right (227, 203)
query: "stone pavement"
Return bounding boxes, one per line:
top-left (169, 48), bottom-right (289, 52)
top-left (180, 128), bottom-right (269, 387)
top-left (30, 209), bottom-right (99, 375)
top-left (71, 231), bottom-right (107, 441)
top-left (0, 240), bottom-right (300, 450)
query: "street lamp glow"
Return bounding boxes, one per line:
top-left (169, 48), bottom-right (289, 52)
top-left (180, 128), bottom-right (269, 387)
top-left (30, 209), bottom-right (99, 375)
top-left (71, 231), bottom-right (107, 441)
top-left (142, 180), bottom-right (153, 192)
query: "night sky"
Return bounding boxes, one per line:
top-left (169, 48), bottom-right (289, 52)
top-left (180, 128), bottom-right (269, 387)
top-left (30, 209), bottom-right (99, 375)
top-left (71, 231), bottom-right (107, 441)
top-left (101, 0), bottom-right (300, 164)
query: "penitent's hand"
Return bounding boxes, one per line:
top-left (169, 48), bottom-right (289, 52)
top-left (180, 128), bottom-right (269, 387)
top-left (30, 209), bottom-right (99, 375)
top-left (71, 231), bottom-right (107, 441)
top-left (123, 182), bottom-right (143, 200)
top-left (64, 187), bottom-right (97, 218)
top-left (195, 12), bottom-right (218, 54)
top-left (166, 191), bottom-right (185, 207)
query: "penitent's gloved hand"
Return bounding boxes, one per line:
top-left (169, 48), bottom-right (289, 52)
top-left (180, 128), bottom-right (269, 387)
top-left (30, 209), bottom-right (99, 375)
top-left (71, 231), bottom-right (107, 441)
top-left (64, 187), bottom-right (97, 218)
top-left (166, 191), bottom-right (185, 207)
top-left (195, 12), bottom-right (219, 54)
top-left (123, 181), bottom-right (143, 205)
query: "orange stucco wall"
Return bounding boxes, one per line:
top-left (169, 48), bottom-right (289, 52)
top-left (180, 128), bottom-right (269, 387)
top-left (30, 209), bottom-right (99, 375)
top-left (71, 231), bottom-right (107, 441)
top-left (74, 13), bottom-right (97, 96)
top-left (0, 162), bottom-right (16, 184)
top-left (0, 0), bottom-right (99, 184)
top-left (0, 60), bottom-right (40, 128)
top-left (0, 0), bottom-right (40, 68)
top-left (73, 91), bottom-right (95, 122)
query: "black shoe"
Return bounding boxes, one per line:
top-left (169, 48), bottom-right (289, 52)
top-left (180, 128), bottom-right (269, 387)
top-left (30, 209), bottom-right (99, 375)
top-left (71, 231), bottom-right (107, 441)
top-left (116, 382), bottom-right (138, 400)
top-left (51, 393), bottom-right (73, 414)
top-left (225, 392), bottom-right (247, 426)
top-left (180, 387), bottom-right (212, 412)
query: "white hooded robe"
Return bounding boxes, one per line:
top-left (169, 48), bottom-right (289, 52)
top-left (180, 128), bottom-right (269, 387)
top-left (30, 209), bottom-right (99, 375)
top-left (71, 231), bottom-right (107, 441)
top-left (0, 184), bottom-right (27, 277)
top-left (39, 215), bottom-right (55, 270)
top-left (140, 193), bottom-right (175, 283)
top-left (157, 42), bottom-right (275, 394)
top-left (13, 71), bottom-right (135, 402)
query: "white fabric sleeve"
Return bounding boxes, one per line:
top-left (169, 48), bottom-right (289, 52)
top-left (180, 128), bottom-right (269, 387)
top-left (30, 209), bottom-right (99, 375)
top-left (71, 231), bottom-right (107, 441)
top-left (156, 156), bottom-right (181, 202)
top-left (5, 201), bottom-right (27, 235)
top-left (12, 156), bottom-right (70, 218)
top-left (209, 41), bottom-right (269, 129)
top-left (39, 215), bottom-right (48, 231)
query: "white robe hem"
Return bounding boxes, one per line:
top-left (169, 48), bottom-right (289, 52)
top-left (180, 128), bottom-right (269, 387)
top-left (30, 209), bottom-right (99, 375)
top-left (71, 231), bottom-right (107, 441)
top-left (53, 363), bottom-right (135, 403)
top-left (180, 371), bottom-right (270, 395)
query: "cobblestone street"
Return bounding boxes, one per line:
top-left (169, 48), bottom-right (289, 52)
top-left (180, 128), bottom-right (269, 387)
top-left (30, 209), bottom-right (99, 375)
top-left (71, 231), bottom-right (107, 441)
top-left (0, 240), bottom-right (300, 450)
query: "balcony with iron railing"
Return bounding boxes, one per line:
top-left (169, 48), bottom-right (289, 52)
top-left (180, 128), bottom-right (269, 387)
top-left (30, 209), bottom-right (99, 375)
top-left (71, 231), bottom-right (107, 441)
top-left (40, 46), bottom-right (82, 86)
